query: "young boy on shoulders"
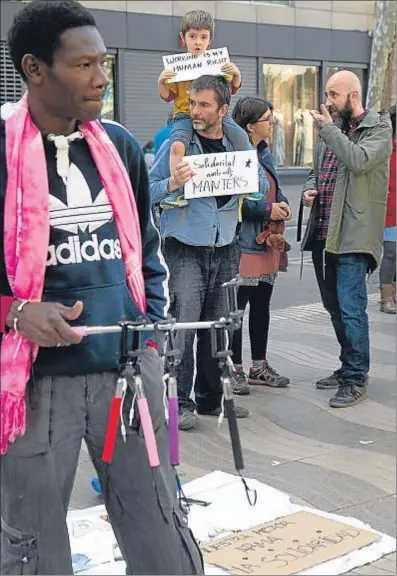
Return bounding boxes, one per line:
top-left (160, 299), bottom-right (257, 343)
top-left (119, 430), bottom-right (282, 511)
top-left (158, 9), bottom-right (258, 209)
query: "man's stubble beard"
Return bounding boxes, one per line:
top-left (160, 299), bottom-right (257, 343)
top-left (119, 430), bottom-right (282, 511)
top-left (192, 116), bottom-right (221, 135)
top-left (192, 120), bottom-right (207, 131)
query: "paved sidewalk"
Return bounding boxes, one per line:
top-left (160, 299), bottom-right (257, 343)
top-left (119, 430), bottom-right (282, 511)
top-left (70, 270), bottom-right (395, 574)
top-left (178, 293), bottom-right (396, 575)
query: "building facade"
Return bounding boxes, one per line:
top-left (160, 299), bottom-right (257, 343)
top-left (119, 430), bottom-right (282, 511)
top-left (0, 0), bottom-right (375, 174)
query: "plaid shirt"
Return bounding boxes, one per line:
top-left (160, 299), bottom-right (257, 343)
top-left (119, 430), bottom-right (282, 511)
top-left (316, 110), bottom-right (368, 240)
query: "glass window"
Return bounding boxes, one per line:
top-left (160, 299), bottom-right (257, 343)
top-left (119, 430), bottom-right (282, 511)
top-left (101, 55), bottom-right (117, 121)
top-left (262, 63), bottom-right (319, 168)
top-left (326, 66), bottom-right (368, 103)
top-left (253, 1), bottom-right (292, 4)
top-left (226, 1), bottom-right (292, 5)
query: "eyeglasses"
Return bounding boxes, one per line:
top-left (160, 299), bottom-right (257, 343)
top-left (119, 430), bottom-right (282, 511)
top-left (255, 114), bottom-right (273, 124)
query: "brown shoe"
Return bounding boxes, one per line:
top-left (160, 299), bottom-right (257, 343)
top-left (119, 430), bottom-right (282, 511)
top-left (380, 285), bottom-right (396, 314)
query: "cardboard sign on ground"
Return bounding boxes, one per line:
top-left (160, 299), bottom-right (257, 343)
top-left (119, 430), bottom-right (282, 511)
top-left (183, 150), bottom-right (259, 200)
top-left (202, 511), bottom-right (378, 575)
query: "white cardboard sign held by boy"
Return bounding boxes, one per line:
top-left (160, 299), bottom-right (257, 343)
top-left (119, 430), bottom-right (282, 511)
top-left (183, 150), bottom-right (259, 200)
top-left (162, 47), bottom-right (230, 84)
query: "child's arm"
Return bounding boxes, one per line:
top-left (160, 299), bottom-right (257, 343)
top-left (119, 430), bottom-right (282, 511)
top-left (158, 69), bottom-right (177, 101)
top-left (221, 62), bottom-right (242, 93)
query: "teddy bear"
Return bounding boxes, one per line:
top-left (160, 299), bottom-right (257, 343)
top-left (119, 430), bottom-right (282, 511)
top-left (256, 220), bottom-right (286, 251)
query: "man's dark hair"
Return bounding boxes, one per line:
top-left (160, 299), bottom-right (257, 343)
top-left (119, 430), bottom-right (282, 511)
top-left (389, 105), bottom-right (396, 139)
top-left (232, 96), bottom-right (274, 135)
top-left (8, 0), bottom-right (96, 81)
top-left (190, 75), bottom-right (231, 108)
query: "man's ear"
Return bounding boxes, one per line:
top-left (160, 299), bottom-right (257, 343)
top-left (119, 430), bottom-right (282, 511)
top-left (21, 54), bottom-right (45, 85)
top-left (350, 89), bottom-right (359, 104)
top-left (219, 104), bottom-right (229, 119)
top-left (179, 32), bottom-right (186, 48)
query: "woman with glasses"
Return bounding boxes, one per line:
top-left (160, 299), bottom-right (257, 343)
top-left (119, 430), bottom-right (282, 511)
top-left (230, 97), bottom-right (291, 394)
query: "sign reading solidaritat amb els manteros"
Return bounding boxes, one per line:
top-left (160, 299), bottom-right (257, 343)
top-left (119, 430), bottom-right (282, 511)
top-left (183, 150), bottom-right (259, 200)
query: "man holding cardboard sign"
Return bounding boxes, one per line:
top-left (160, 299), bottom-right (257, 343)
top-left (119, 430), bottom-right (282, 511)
top-left (150, 75), bottom-right (289, 431)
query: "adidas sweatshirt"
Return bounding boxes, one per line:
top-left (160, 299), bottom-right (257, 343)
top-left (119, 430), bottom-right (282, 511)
top-left (0, 116), bottom-right (169, 377)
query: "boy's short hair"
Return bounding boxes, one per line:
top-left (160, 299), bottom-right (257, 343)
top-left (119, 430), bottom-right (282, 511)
top-left (180, 10), bottom-right (215, 40)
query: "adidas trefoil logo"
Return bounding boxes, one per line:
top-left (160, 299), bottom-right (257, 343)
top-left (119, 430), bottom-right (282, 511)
top-left (49, 162), bottom-right (114, 234)
top-left (47, 163), bottom-right (122, 267)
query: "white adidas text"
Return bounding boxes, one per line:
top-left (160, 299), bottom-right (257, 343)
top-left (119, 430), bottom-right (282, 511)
top-left (47, 234), bottom-right (122, 266)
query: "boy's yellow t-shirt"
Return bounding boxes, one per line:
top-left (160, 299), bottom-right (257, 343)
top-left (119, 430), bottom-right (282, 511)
top-left (166, 74), bottom-right (235, 116)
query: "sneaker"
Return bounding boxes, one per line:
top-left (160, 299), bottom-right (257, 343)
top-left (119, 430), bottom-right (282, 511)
top-left (240, 192), bottom-right (262, 202)
top-left (380, 300), bottom-right (396, 314)
top-left (248, 361), bottom-right (290, 388)
top-left (160, 193), bottom-right (189, 210)
top-left (316, 369), bottom-right (343, 390)
top-left (196, 405), bottom-right (250, 419)
top-left (231, 367), bottom-right (250, 396)
top-left (316, 371), bottom-right (369, 390)
top-left (91, 476), bottom-right (102, 495)
top-left (380, 285), bottom-right (396, 314)
top-left (247, 192), bottom-right (263, 201)
top-left (179, 410), bottom-right (199, 431)
top-left (329, 382), bottom-right (368, 408)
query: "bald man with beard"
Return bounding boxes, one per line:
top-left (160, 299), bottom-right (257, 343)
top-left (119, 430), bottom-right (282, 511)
top-left (298, 70), bottom-right (392, 408)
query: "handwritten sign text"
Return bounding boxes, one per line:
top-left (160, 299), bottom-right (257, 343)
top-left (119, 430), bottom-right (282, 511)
top-left (183, 150), bottom-right (259, 200)
top-left (163, 48), bottom-right (230, 84)
top-left (202, 511), bottom-right (378, 575)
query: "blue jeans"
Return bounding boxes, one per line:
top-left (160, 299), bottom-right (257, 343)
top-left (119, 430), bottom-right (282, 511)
top-left (312, 247), bottom-right (370, 386)
top-left (170, 113), bottom-right (251, 151)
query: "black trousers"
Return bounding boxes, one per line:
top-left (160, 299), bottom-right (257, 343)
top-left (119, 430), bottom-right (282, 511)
top-left (232, 282), bottom-right (274, 365)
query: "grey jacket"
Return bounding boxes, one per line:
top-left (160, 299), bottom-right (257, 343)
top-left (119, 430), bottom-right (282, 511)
top-left (299, 110), bottom-right (392, 270)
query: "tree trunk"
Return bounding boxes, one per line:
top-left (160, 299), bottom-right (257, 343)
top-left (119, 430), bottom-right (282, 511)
top-left (381, 35), bottom-right (396, 111)
top-left (366, 0), bottom-right (396, 111)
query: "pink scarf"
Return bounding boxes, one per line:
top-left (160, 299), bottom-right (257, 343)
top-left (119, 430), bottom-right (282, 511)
top-left (1, 94), bottom-right (146, 455)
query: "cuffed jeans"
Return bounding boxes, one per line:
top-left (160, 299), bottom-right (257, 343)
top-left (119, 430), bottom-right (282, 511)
top-left (312, 247), bottom-right (370, 386)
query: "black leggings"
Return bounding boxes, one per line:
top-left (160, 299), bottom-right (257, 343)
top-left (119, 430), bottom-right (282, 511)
top-left (231, 282), bottom-right (274, 365)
